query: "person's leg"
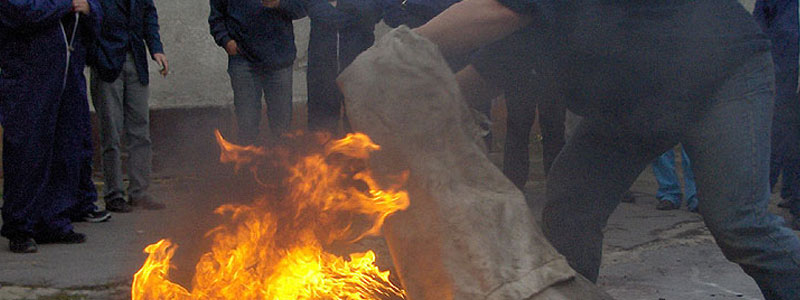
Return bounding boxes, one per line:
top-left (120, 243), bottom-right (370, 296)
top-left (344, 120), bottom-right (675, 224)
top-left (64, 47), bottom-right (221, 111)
top-left (679, 147), bottom-right (698, 212)
top-left (543, 117), bottom-right (676, 282)
top-left (90, 68), bottom-right (129, 211)
top-left (307, 26), bottom-right (341, 134)
top-left (35, 66), bottom-right (91, 242)
top-left (537, 96), bottom-right (566, 175)
top-left (651, 149), bottom-right (682, 209)
top-left (261, 65), bottom-right (294, 139)
top-left (682, 53), bottom-right (800, 300)
top-left (227, 56), bottom-right (264, 145)
top-left (120, 54), bottom-right (161, 209)
top-left (502, 90), bottom-right (537, 190)
top-left (66, 66), bottom-right (100, 220)
top-left (0, 74), bottom-right (63, 252)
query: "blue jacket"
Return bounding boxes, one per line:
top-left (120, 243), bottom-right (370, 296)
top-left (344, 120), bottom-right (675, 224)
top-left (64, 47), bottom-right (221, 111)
top-left (90, 0), bottom-right (164, 85)
top-left (1, 0), bottom-right (102, 103)
top-left (381, 0), bottom-right (458, 28)
top-left (209, 0), bottom-right (306, 70)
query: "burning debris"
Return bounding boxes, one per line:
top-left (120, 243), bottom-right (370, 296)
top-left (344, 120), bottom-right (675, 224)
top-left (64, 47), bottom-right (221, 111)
top-left (132, 131), bottom-right (409, 300)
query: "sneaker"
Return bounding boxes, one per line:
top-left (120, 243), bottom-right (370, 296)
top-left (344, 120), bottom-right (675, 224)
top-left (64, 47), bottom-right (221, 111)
top-left (9, 238), bottom-right (37, 253)
top-left (79, 210), bottom-right (111, 223)
top-left (130, 195), bottom-right (165, 210)
top-left (656, 199), bottom-right (679, 211)
top-left (106, 198), bottom-right (132, 213)
top-left (35, 230), bottom-right (86, 244)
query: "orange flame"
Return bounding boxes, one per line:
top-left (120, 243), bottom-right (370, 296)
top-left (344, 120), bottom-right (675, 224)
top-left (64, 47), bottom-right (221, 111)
top-left (132, 131), bottom-right (408, 299)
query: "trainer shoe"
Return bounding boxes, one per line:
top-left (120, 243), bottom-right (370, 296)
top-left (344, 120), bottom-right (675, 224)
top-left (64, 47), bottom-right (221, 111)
top-left (35, 230), bottom-right (86, 244)
top-left (80, 210), bottom-right (111, 223)
top-left (105, 198), bottom-right (132, 213)
top-left (656, 199), bottom-right (679, 211)
top-left (9, 238), bottom-right (37, 253)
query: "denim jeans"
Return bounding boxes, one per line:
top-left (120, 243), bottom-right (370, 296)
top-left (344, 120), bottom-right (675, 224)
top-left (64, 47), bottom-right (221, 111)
top-left (652, 147), bottom-right (697, 210)
top-left (542, 52), bottom-right (800, 299)
top-left (91, 53), bottom-right (152, 202)
top-left (227, 56), bottom-right (293, 145)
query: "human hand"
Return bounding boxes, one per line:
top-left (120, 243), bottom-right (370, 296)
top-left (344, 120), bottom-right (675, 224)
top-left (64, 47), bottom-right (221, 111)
top-left (153, 53), bottom-right (169, 77)
top-left (72, 0), bottom-right (91, 15)
top-left (262, 0), bottom-right (280, 8)
top-left (225, 40), bottom-right (239, 56)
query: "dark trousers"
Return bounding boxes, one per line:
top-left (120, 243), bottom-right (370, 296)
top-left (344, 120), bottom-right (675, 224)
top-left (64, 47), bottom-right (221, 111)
top-left (502, 86), bottom-right (566, 189)
top-left (0, 65), bottom-right (95, 239)
top-left (542, 53), bottom-right (800, 300)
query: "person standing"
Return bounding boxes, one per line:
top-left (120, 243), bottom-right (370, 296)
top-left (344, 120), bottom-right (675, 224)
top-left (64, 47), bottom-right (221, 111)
top-left (90, 0), bottom-right (169, 213)
top-left (0, 0), bottom-right (103, 253)
top-left (209, 0), bottom-right (306, 145)
top-left (652, 147), bottom-right (698, 212)
top-left (306, 0), bottom-right (382, 135)
top-left (754, 0), bottom-right (800, 230)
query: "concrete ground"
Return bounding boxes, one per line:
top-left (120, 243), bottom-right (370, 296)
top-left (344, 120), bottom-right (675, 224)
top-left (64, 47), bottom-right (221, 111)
top-left (0, 144), bottom-right (797, 300)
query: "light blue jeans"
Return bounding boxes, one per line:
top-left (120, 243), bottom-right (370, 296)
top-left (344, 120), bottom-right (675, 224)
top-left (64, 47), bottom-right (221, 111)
top-left (652, 147), bottom-right (697, 211)
top-left (227, 56), bottom-right (293, 145)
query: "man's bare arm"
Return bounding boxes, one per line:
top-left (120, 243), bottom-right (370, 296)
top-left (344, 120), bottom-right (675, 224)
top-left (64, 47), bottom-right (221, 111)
top-left (414, 0), bottom-right (532, 57)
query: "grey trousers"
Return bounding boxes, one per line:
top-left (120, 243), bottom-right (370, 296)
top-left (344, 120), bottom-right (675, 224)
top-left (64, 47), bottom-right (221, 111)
top-left (90, 53), bottom-right (151, 202)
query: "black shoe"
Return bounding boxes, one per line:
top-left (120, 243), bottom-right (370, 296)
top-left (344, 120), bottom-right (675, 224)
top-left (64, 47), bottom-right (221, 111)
top-left (130, 195), bottom-right (165, 210)
top-left (106, 198), bottom-right (132, 213)
top-left (656, 199), bottom-right (679, 211)
top-left (35, 231), bottom-right (86, 244)
top-left (9, 238), bottom-right (37, 253)
top-left (621, 191), bottom-right (636, 203)
top-left (78, 210), bottom-right (112, 223)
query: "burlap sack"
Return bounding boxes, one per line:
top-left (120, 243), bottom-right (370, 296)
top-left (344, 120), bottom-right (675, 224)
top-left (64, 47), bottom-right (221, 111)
top-left (338, 26), bottom-right (611, 300)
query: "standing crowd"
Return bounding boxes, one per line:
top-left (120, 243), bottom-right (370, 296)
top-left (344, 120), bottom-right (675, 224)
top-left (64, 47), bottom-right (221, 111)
top-left (2, 0), bottom-right (800, 298)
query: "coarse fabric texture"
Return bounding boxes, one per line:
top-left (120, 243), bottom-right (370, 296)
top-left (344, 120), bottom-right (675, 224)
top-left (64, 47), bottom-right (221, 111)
top-left (338, 26), bottom-right (607, 300)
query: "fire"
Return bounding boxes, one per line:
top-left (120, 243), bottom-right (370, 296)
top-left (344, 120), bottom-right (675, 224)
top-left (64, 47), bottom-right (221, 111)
top-left (132, 131), bottom-right (409, 299)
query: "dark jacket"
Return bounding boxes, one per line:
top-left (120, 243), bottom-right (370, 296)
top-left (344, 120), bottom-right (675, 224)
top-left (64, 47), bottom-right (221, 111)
top-left (90, 0), bottom-right (164, 85)
top-left (209, 0), bottom-right (306, 70)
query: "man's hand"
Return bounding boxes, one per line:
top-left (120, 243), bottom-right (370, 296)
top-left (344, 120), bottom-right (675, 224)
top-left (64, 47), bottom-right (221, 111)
top-left (225, 40), bottom-right (239, 56)
top-left (72, 0), bottom-right (91, 15)
top-left (262, 0), bottom-right (280, 8)
top-left (153, 53), bottom-right (169, 77)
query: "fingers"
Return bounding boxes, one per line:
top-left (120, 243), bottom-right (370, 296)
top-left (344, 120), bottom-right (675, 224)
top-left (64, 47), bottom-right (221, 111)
top-left (262, 0), bottom-right (280, 8)
top-left (72, 0), bottom-right (90, 14)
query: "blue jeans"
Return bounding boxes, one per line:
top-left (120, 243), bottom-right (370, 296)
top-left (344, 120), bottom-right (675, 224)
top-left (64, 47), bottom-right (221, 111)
top-left (652, 147), bottom-right (697, 211)
top-left (227, 56), bottom-right (293, 145)
top-left (542, 52), bottom-right (800, 299)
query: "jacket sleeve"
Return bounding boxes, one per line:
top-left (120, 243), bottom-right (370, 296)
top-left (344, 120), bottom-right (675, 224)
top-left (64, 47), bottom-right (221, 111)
top-left (277, 0), bottom-right (307, 20)
top-left (84, 0), bottom-right (102, 40)
top-left (142, 0), bottom-right (164, 56)
top-left (0, 0), bottom-right (73, 30)
top-left (209, 0), bottom-right (232, 47)
top-left (307, 0), bottom-right (352, 29)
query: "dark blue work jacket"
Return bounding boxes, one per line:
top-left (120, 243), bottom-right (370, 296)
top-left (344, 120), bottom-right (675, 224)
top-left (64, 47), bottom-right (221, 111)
top-left (90, 0), bottom-right (164, 85)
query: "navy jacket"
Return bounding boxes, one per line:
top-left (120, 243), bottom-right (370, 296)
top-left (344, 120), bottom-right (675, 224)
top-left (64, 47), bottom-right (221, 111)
top-left (209, 0), bottom-right (306, 70)
top-left (90, 0), bottom-right (164, 85)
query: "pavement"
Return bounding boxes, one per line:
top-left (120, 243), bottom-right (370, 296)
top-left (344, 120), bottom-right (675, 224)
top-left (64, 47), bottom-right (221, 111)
top-left (0, 149), bottom-right (797, 300)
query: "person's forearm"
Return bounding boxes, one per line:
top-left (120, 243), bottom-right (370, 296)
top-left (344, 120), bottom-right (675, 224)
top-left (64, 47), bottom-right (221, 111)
top-left (414, 0), bottom-right (531, 57)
